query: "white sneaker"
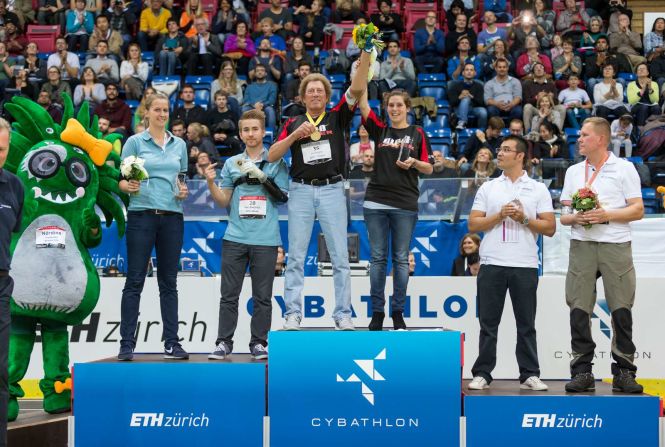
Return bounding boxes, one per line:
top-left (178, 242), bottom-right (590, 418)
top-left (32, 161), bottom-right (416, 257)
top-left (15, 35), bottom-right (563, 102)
top-left (335, 317), bottom-right (355, 331)
top-left (467, 376), bottom-right (489, 390)
top-left (283, 314), bottom-right (301, 331)
top-left (520, 376), bottom-right (549, 391)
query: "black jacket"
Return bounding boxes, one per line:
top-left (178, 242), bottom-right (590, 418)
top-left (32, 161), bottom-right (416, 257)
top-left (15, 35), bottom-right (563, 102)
top-left (447, 80), bottom-right (485, 108)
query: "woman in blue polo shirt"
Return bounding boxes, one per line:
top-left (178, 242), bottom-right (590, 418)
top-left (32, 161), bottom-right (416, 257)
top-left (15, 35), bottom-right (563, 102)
top-left (117, 92), bottom-right (189, 361)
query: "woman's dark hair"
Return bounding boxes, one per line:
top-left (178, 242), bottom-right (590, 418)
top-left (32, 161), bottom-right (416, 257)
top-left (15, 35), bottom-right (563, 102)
top-left (449, 0), bottom-right (465, 11)
top-left (234, 20), bottom-right (247, 33)
top-left (539, 119), bottom-right (560, 138)
top-left (652, 17), bottom-right (665, 33)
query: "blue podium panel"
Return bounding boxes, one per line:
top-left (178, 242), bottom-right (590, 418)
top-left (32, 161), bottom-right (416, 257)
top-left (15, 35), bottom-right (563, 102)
top-left (269, 330), bottom-right (462, 447)
top-left (74, 360), bottom-right (265, 447)
top-left (466, 387), bottom-right (660, 447)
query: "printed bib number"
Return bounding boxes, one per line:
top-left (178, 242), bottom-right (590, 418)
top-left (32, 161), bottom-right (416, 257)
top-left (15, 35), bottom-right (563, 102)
top-left (301, 140), bottom-right (332, 165)
top-left (36, 226), bottom-right (66, 248)
top-left (501, 220), bottom-right (520, 243)
top-left (239, 196), bottom-right (267, 218)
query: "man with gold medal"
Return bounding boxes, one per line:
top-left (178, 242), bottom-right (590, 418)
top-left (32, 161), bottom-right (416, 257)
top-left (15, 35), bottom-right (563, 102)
top-left (269, 23), bottom-right (383, 331)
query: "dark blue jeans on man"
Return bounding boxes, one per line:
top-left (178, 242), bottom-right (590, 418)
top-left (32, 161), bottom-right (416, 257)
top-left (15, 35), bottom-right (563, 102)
top-left (363, 207), bottom-right (418, 314)
top-left (120, 211), bottom-right (184, 349)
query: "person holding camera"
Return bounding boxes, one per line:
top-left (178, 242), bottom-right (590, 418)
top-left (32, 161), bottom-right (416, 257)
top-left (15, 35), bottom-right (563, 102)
top-left (358, 90), bottom-right (433, 331)
top-left (205, 109), bottom-right (289, 360)
top-left (467, 135), bottom-right (555, 391)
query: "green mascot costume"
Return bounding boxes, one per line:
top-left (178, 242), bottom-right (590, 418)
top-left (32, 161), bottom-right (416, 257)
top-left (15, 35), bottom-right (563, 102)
top-left (3, 94), bottom-right (128, 420)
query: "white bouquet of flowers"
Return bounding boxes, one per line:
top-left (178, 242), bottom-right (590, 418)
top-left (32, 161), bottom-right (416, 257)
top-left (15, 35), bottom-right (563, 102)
top-left (120, 156), bottom-right (149, 181)
top-left (120, 156), bottom-right (149, 195)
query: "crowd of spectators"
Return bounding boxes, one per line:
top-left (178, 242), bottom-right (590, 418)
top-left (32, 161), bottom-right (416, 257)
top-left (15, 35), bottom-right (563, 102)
top-left (0, 0), bottom-right (663, 188)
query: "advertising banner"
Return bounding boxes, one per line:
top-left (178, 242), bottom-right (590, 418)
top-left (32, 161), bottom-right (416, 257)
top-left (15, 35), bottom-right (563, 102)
top-left (268, 331), bottom-right (462, 447)
top-left (466, 394), bottom-right (660, 446)
top-left (23, 277), bottom-right (665, 381)
top-left (74, 362), bottom-right (265, 447)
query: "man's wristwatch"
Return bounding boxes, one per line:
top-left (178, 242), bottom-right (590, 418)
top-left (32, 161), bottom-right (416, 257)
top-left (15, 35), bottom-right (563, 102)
top-left (521, 216), bottom-right (529, 226)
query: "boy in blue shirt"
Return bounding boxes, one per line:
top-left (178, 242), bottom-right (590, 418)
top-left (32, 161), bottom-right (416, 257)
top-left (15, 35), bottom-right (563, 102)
top-left (205, 109), bottom-right (289, 360)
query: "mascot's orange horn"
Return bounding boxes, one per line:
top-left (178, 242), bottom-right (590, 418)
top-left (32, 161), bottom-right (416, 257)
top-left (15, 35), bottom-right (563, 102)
top-left (60, 119), bottom-right (112, 166)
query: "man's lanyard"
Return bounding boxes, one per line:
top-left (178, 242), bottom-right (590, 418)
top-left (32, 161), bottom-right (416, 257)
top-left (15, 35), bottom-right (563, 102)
top-left (584, 152), bottom-right (610, 187)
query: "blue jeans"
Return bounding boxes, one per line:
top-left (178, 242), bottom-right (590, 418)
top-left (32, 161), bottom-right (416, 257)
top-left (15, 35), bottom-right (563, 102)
top-left (363, 207), bottom-right (417, 314)
top-left (241, 104), bottom-right (276, 130)
top-left (120, 210), bottom-right (184, 349)
top-left (159, 50), bottom-right (178, 76)
top-left (284, 181), bottom-right (351, 321)
top-left (456, 98), bottom-right (488, 128)
top-left (486, 105), bottom-right (523, 121)
top-left (565, 109), bottom-right (589, 129)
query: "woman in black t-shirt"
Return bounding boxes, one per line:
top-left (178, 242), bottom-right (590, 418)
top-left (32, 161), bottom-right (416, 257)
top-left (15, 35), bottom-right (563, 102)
top-left (358, 90), bottom-right (433, 331)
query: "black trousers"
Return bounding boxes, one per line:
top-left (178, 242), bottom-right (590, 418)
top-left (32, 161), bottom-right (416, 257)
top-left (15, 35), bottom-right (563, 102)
top-left (216, 240), bottom-right (277, 351)
top-left (0, 276), bottom-right (13, 447)
top-left (471, 264), bottom-right (540, 383)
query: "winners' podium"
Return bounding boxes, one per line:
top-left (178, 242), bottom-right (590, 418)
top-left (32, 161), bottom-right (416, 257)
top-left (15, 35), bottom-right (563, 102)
top-left (73, 355), bottom-right (266, 446)
top-left (465, 380), bottom-right (661, 447)
top-left (268, 330), bottom-right (463, 447)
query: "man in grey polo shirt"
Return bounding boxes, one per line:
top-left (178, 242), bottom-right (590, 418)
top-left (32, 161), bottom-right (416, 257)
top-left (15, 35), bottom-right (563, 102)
top-left (484, 58), bottom-right (523, 121)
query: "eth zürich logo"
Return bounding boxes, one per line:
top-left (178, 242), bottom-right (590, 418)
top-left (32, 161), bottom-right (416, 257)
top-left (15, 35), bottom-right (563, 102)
top-left (336, 348), bottom-right (386, 405)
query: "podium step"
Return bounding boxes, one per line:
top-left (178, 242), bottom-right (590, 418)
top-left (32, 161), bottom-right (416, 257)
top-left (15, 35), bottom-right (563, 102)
top-left (464, 380), bottom-right (660, 446)
top-left (8, 400), bottom-right (69, 447)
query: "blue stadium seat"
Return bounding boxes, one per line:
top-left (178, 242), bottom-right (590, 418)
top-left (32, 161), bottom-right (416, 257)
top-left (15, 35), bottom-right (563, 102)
top-left (564, 128), bottom-right (580, 159)
top-left (425, 126), bottom-right (452, 144)
top-left (423, 114), bottom-right (449, 129)
top-left (263, 128), bottom-right (274, 145)
top-left (417, 73), bottom-right (446, 86)
top-left (457, 128), bottom-right (477, 151)
top-left (351, 113), bottom-right (362, 130)
top-left (195, 90), bottom-right (210, 109)
top-left (329, 88), bottom-right (342, 104)
top-left (617, 72), bottom-right (636, 82)
top-left (327, 74), bottom-right (347, 88)
top-left (126, 99), bottom-right (139, 112)
top-left (642, 187), bottom-right (658, 214)
top-left (185, 75), bottom-right (214, 90)
top-left (368, 99), bottom-right (381, 117)
top-left (419, 86), bottom-right (446, 101)
top-left (436, 99), bottom-right (450, 116)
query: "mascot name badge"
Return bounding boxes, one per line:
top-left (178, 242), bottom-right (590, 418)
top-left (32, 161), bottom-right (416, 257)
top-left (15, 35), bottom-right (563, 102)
top-left (36, 225), bottom-right (66, 248)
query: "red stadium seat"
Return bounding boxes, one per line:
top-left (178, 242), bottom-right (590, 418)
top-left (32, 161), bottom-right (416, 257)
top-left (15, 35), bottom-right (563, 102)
top-left (26, 25), bottom-right (59, 53)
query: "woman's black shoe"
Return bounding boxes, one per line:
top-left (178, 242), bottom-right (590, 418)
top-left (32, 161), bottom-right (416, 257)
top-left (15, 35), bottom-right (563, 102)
top-left (368, 312), bottom-right (385, 331)
top-left (392, 311), bottom-right (407, 330)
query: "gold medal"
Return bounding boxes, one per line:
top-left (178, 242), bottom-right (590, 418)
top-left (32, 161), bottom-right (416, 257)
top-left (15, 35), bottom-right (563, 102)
top-left (306, 111), bottom-right (325, 142)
